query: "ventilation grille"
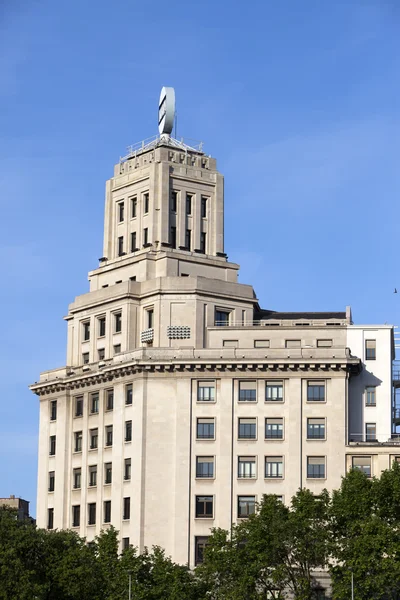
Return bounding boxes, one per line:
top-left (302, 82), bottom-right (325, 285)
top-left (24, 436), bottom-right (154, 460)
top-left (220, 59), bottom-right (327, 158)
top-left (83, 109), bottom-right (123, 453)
top-left (141, 328), bottom-right (154, 342)
top-left (167, 326), bottom-right (191, 339)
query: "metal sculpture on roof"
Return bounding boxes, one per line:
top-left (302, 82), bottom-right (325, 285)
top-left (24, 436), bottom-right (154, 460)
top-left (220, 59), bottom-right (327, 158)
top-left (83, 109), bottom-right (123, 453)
top-left (158, 86), bottom-right (175, 136)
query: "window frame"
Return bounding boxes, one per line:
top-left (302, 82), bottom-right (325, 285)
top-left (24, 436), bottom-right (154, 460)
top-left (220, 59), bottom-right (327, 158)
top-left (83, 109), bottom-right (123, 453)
top-left (72, 505), bottom-right (80, 527)
top-left (73, 468), bottom-right (81, 490)
top-left (125, 384), bottom-right (133, 405)
top-left (306, 418), bottom-right (326, 440)
top-left (265, 456), bottom-right (284, 479)
top-left (83, 321), bottom-right (90, 342)
top-left (88, 465), bottom-right (97, 488)
top-left (306, 456), bottom-right (326, 479)
top-left (307, 381), bottom-right (326, 403)
top-left (130, 196), bottom-right (137, 218)
top-left (124, 458), bottom-right (131, 481)
top-left (196, 456), bottom-right (215, 479)
top-left (104, 500), bottom-right (112, 524)
top-left (197, 381), bottom-right (216, 403)
top-left (238, 381), bottom-right (257, 402)
top-left (98, 316), bottom-right (106, 338)
top-left (125, 420), bottom-right (132, 442)
top-left (49, 435), bottom-right (56, 456)
top-left (365, 386), bottom-right (376, 407)
top-left (195, 495), bottom-right (214, 519)
top-left (265, 381), bottom-right (284, 402)
top-left (114, 312), bottom-right (122, 333)
top-left (105, 389), bottom-right (114, 411)
top-left (214, 308), bottom-right (230, 326)
top-left (90, 392), bottom-right (99, 414)
top-left (365, 339), bottom-right (376, 360)
top-left (105, 425), bottom-right (113, 447)
top-left (352, 455), bottom-right (372, 477)
top-left (75, 396), bottom-right (83, 417)
top-left (89, 428), bottom-right (98, 450)
top-left (50, 400), bottom-right (57, 421)
top-left (123, 496), bottom-right (131, 520)
top-left (365, 422), bottom-right (376, 442)
top-left (238, 417), bottom-right (257, 440)
top-left (118, 201), bottom-right (124, 223)
top-left (196, 417), bottom-right (215, 440)
top-left (88, 503), bottom-right (96, 526)
top-left (194, 536), bottom-right (209, 566)
top-left (48, 471), bottom-right (55, 492)
top-left (238, 456), bottom-right (257, 479)
top-left (237, 495), bottom-right (256, 518)
top-left (265, 418), bottom-right (284, 440)
top-left (104, 462), bottom-right (112, 485)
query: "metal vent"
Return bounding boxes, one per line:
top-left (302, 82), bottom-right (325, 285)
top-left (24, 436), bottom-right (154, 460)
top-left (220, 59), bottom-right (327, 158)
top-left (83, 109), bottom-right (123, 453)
top-left (167, 326), bottom-right (191, 339)
top-left (141, 328), bottom-right (154, 343)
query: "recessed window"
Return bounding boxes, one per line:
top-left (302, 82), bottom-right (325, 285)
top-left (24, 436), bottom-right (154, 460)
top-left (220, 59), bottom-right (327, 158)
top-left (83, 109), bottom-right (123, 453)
top-left (88, 503), bottom-right (96, 525)
top-left (114, 312), bottom-right (122, 333)
top-left (185, 229), bottom-right (191, 250)
top-left (170, 191), bottom-right (178, 212)
top-left (118, 201), bottom-right (124, 222)
top-left (307, 381), bottom-right (325, 402)
top-left (143, 227), bottom-right (149, 245)
top-left (239, 381), bottom-right (257, 402)
top-left (98, 317), bottom-right (106, 337)
top-left (104, 500), bottom-right (111, 524)
top-left (238, 418), bottom-right (257, 440)
top-left (170, 226), bottom-right (176, 249)
top-left (196, 418), bottom-right (215, 440)
top-left (186, 194), bottom-right (192, 215)
top-left (194, 536), bottom-right (209, 565)
top-left (48, 471), bottom-right (55, 492)
top-left (352, 456), bottom-right (371, 477)
top-left (146, 308), bottom-right (154, 329)
top-left (90, 428), bottom-right (98, 450)
top-left (130, 196), bottom-right (137, 218)
top-left (196, 456), bottom-right (214, 478)
top-left (75, 396), bottom-right (83, 417)
top-left (143, 193), bottom-right (149, 214)
top-left (117, 236), bottom-right (124, 256)
top-left (200, 232), bottom-right (206, 254)
top-left (130, 231), bottom-right (137, 252)
top-left (73, 468), bottom-right (81, 489)
top-left (124, 458), bottom-right (131, 481)
top-left (82, 353), bottom-right (90, 365)
top-left (365, 339), bottom-right (376, 360)
top-left (98, 348), bottom-right (105, 361)
top-left (317, 339), bottom-right (332, 348)
top-left (238, 496), bottom-right (255, 518)
top-left (126, 384), bottom-right (133, 405)
top-left (365, 386), bottom-right (376, 407)
top-left (265, 418), bottom-right (284, 440)
top-left (106, 389), bottom-right (114, 411)
top-left (88, 465), bottom-right (97, 487)
top-left (197, 381), bottom-right (215, 402)
top-left (201, 196), bottom-right (207, 218)
top-left (123, 497), bottom-right (131, 520)
top-left (238, 456), bottom-right (256, 479)
top-left (90, 392), bottom-right (99, 414)
top-left (113, 344), bottom-right (121, 355)
top-left (122, 537), bottom-right (130, 551)
top-left (215, 309), bottom-right (230, 326)
top-left (50, 400), bottom-right (57, 421)
top-left (223, 339), bottom-right (238, 348)
top-left (74, 431), bottom-right (82, 453)
top-left (254, 339), bottom-right (270, 348)
top-left (105, 425), bottom-right (113, 447)
top-left (307, 418), bottom-right (326, 440)
top-left (307, 456), bottom-right (326, 479)
top-left (47, 508), bottom-right (54, 530)
top-left (366, 423), bottom-right (376, 442)
top-left (266, 381), bottom-right (283, 402)
top-left (125, 420), bottom-right (132, 442)
top-left (265, 456), bottom-right (283, 478)
top-left (285, 339), bottom-right (301, 349)
top-left (49, 435), bottom-right (56, 456)
top-left (83, 321), bottom-right (90, 341)
top-left (195, 496), bottom-right (213, 518)
top-left (72, 505), bottom-right (80, 527)
top-left (104, 462), bottom-right (112, 484)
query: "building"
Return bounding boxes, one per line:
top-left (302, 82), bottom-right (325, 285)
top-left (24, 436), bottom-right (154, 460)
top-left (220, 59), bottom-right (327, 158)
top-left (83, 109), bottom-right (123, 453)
top-left (31, 88), bottom-right (397, 571)
top-left (0, 495), bottom-right (31, 521)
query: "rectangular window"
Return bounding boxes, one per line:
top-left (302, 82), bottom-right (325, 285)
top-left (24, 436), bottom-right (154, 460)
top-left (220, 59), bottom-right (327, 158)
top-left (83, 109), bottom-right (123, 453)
top-left (126, 384), bottom-right (133, 405)
top-left (98, 348), bottom-right (105, 360)
top-left (307, 381), bottom-right (326, 402)
top-left (265, 381), bottom-right (283, 401)
top-left (352, 456), bottom-right (372, 477)
top-left (307, 456), bottom-right (326, 479)
top-left (117, 236), bottom-right (124, 256)
top-left (195, 536), bottom-right (209, 565)
top-left (113, 344), bottom-right (121, 355)
top-left (197, 381), bottom-right (215, 402)
top-left (114, 312), bottom-right (122, 333)
top-left (90, 392), bottom-right (99, 414)
top-left (195, 496), bottom-right (213, 518)
top-left (147, 308), bottom-right (154, 329)
top-left (238, 456), bottom-right (256, 479)
top-left (118, 201), bottom-right (124, 222)
top-left (90, 428), bottom-right (98, 450)
top-left (75, 396), bottom-right (83, 417)
top-left (104, 500), bottom-right (111, 524)
top-left (201, 196), bottom-right (207, 218)
top-left (265, 418), bottom-right (284, 440)
top-left (48, 471), bottom-right (55, 492)
top-left (254, 339), bottom-right (270, 348)
top-left (143, 228), bottom-right (149, 245)
top-left (365, 387), bottom-right (376, 406)
top-left (74, 431), bottom-right (82, 453)
top-left (239, 381), bottom-right (257, 402)
top-left (307, 418), bottom-right (326, 440)
top-left (196, 456), bottom-right (214, 478)
top-left (105, 425), bottom-right (113, 447)
top-left (123, 497), bottom-right (131, 520)
top-left (143, 193), bottom-right (149, 214)
top-left (238, 496), bottom-right (255, 518)
top-left (365, 339), bottom-right (376, 360)
top-left (106, 389), bottom-right (114, 411)
top-left (88, 465), bottom-right (97, 487)
top-left (88, 503), bottom-right (96, 525)
top-left (73, 468), bottom-right (81, 489)
top-left (170, 226), bottom-right (176, 249)
top-left (366, 423), bottom-right (376, 442)
top-left (317, 339), bottom-right (332, 348)
top-left (125, 420), bottom-right (132, 442)
top-left (215, 309), bottom-right (230, 326)
top-left (98, 317), bottom-right (106, 337)
top-left (265, 456), bottom-right (283, 478)
top-left (50, 400), bottom-right (57, 421)
top-left (131, 196), bottom-right (137, 218)
top-left (196, 418), bottom-right (215, 440)
top-left (82, 352), bottom-right (90, 365)
top-left (200, 232), bottom-right (206, 253)
top-left (104, 462), bottom-right (112, 484)
top-left (49, 435), bottom-right (56, 456)
top-left (170, 191), bottom-right (178, 212)
top-left (185, 229), bottom-right (191, 250)
top-left (238, 418), bottom-right (257, 440)
top-left (72, 505), bottom-right (80, 527)
top-left (83, 321), bottom-right (90, 341)
top-left (47, 508), bottom-right (54, 530)
top-left (186, 194), bottom-right (192, 215)
top-left (130, 231), bottom-right (137, 252)
top-left (124, 458), bottom-right (131, 481)
top-left (285, 339), bottom-right (301, 348)
top-left (122, 537), bottom-right (130, 550)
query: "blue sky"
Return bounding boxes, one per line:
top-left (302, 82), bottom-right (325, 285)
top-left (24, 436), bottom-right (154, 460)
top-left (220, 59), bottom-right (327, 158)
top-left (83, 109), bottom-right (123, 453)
top-left (0, 1), bottom-right (398, 516)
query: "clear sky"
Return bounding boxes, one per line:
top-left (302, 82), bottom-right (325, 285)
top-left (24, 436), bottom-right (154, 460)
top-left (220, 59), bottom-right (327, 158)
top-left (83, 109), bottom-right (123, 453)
top-left (0, 1), bottom-right (398, 517)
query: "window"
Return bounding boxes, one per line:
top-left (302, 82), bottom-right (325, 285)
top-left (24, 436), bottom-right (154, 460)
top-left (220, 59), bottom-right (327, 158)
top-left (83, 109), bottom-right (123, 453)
top-left (186, 194), bottom-right (192, 215)
top-left (254, 339), bottom-right (270, 348)
top-left (48, 471), bottom-right (55, 492)
top-left (131, 196), bottom-right (137, 218)
top-left (124, 458), bottom-right (131, 481)
top-left (104, 500), bottom-right (111, 524)
top-left (238, 456), bottom-right (256, 479)
top-left (104, 462), bottom-right (112, 484)
top-left (239, 381), bottom-right (257, 402)
top-left (170, 226), bottom-right (176, 249)
top-left (185, 229), bottom-right (191, 250)
top-left (352, 456), bottom-right (372, 477)
top-left (317, 339), bottom-right (332, 348)
top-left (98, 348), bottom-right (105, 360)
top-left (143, 227), bottom-right (149, 245)
top-left (88, 503), bottom-right (96, 525)
top-left (197, 381), bottom-right (215, 402)
top-left (49, 435), bottom-right (56, 456)
top-left (365, 339), bottom-right (376, 360)
top-left (90, 392), bottom-right (99, 414)
top-left (72, 505), bottom-right (80, 527)
top-left (307, 418), bottom-right (326, 440)
top-left (106, 389), bottom-right (114, 411)
top-left (147, 308), bottom-right (154, 329)
top-left (200, 232), bottom-right (206, 253)
top-left (73, 468), bottom-right (81, 489)
top-left (126, 384), bottom-right (133, 405)
top-left (122, 537), bottom-right (130, 550)
top-left (75, 396), bottom-right (83, 417)
top-left (195, 536), bottom-right (209, 565)
top-left (118, 201), bottom-right (124, 222)
top-left (366, 386), bottom-right (376, 406)
top-left (223, 339), bottom-right (238, 348)
top-left (265, 456), bottom-right (283, 478)
top-left (171, 191), bottom-right (178, 212)
top-left (285, 339), bottom-right (301, 348)
top-left (143, 193), bottom-right (149, 214)
top-left (129, 231), bottom-right (137, 253)
top-left (196, 456), bottom-right (214, 478)
top-left (307, 381), bottom-right (326, 402)
top-left (50, 400), bottom-right (57, 421)
top-left (265, 418), bottom-right (284, 440)
top-left (98, 317), bottom-right (106, 337)
top-left (266, 381), bottom-right (283, 401)
top-left (117, 236), bottom-right (124, 256)
top-left (238, 418), bottom-right (257, 440)
top-left (201, 196), bottom-right (207, 218)
top-left (307, 456), bottom-right (326, 479)
top-left (114, 312), bottom-right (122, 333)
top-left (113, 344), bottom-right (121, 355)
top-left (196, 496), bottom-right (213, 518)
top-left (74, 431), bottom-right (82, 453)
top-left (215, 309), bottom-right (230, 326)
top-left (123, 497), bottom-right (130, 520)
top-left (90, 428), bottom-right (98, 450)
top-left (125, 420), bottom-right (132, 442)
top-left (82, 352), bottom-right (90, 364)
top-left (89, 465), bottom-right (97, 487)
top-left (238, 496), bottom-right (255, 518)
top-left (83, 321), bottom-right (90, 341)
top-left (47, 508), bottom-right (54, 530)
top-left (366, 423), bottom-right (376, 442)
top-left (196, 418), bottom-right (215, 440)
top-left (105, 425), bottom-right (113, 447)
